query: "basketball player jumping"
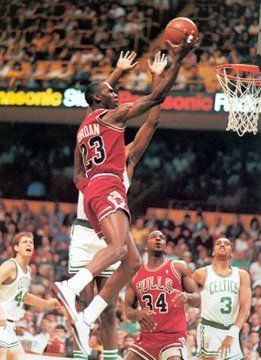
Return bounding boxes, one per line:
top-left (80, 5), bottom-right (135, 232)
top-left (69, 51), bottom-right (168, 360)
top-left (193, 237), bottom-right (251, 360)
top-left (53, 33), bottom-right (198, 354)
top-left (0, 232), bottom-right (60, 360)
top-left (125, 230), bottom-right (200, 360)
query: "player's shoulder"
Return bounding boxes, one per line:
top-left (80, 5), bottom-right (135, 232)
top-left (0, 258), bottom-right (17, 271)
top-left (192, 266), bottom-right (207, 285)
top-left (0, 258), bottom-right (17, 282)
top-left (171, 259), bottom-right (189, 277)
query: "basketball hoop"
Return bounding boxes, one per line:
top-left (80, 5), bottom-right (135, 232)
top-left (215, 64), bottom-right (261, 136)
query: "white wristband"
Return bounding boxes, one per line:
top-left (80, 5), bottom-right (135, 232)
top-left (227, 325), bottom-right (239, 338)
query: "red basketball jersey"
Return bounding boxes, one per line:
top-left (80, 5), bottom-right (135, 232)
top-left (77, 109), bottom-right (126, 180)
top-left (132, 258), bottom-right (186, 336)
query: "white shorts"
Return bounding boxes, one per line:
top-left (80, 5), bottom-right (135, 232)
top-left (68, 219), bottom-right (120, 277)
top-left (0, 321), bottom-right (21, 349)
top-left (197, 322), bottom-right (243, 359)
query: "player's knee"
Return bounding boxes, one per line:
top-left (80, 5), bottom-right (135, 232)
top-left (114, 244), bottom-right (128, 260)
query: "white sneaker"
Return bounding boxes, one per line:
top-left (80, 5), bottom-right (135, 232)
top-left (52, 281), bottom-right (78, 323)
top-left (71, 313), bottom-right (91, 355)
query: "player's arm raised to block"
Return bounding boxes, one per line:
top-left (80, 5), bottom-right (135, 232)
top-left (125, 281), bottom-right (156, 331)
top-left (103, 34), bottom-right (197, 127)
top-left (106, 51), bottom-right (138, 87)
top-left (126, 52), bottom-right (167, 176)
top-left (172, 261), bottom-right (201, 308)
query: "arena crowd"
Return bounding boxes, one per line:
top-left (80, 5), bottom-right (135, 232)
top-left (0, 199), bottom-right (260, 358)
top-left (0, 0), bottom-right (259, 92)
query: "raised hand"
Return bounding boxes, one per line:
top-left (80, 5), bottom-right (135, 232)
top-left (116, 51), bottom-right (139, 71)
top-left (148, 51), bottom-right (168, 76)
top-left (166, 30), bottom-right (198, 61)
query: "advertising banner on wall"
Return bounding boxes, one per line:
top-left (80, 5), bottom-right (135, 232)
top-left (0, 88), bottom-right (231, 113)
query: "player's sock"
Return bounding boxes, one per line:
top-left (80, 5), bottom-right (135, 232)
top-left (103, 349), bottom-right (118, 360)
top-left (83, 295), bottom-right (108, 325)
top-left (67, 268), bottom-right (93, 294)
top-left (73, 350), bottom-right (88, 359)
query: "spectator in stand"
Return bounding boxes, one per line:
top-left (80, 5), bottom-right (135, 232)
top-left (232, 249), bottom-right (251, 270)
top-left (248, 217), bottom-right (260, 241)
top-left (118, 334), bottom-right (135, 359)
top-left (226, 214), bottom-right (244, 239)
top-left (131, 217), bottom-right (150, 251)
top-left (249, 253), bottom-right (261, 283)
top-left (45, 325), bottom-right (66, 356)
top-left (186, 65), bottom-right (205, 92)
top-left (157, 209), bottom-right (175, 232)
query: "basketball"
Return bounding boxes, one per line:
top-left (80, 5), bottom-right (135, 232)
top-left (164, 17), bottom-right (199, 44)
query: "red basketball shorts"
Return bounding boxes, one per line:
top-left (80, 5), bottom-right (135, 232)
top-left (83, 174), bottom-right (130, 234)
top-left (130, 332), bottom-right (187, 360)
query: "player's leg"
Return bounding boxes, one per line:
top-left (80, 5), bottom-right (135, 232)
top-left (6, 345), bottom-right (26, 360)
top-left (72, 230), bottom-right (141, 353)
top-left (96, 277), bottom-right (118, 360)
top-left (53, 210), bottom-right (130, 324)
top-left (97, 229), bottom-right (141, 301)
top-left (0, 347), bottom-right (7, 360)
top-left (196, 324), bottom-right (222, 360)
top-left (75, 210), bottom-right (129, 277)
top-left (72, 283), bottom-right (95, 360)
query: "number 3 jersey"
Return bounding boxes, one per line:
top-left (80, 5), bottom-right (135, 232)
top-left (132, 258), bottom-right (186, 336)
top-left (77, 109), bottom-right (126, 181)
top-left (200, 265), bottom-right (240, 327)
top-left (0, 259), bottom-right (31, 321)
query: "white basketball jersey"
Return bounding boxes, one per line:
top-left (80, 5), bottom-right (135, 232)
top-left (200, 265), bottom-right (240, 327)
top-left (0, 259), bottom-right (31, 321)
top-left (76, 167), bottom-right (131, 220)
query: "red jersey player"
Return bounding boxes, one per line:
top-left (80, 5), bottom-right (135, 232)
top-left (53, 34), bottom-right (198, 354)
top-left (125, 231), bottom-right (200, 360)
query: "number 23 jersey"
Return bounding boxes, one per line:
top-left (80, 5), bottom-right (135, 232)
top-left (77, 109), bottom-right (126, 180)
top-left (132, 258), bottom-right (186, 336)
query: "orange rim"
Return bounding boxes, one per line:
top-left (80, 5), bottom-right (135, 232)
top-left (215, 64), bottom-right (261, 84)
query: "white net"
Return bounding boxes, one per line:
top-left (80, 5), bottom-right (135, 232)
top-left (215, 64), bottom-right (261, 136)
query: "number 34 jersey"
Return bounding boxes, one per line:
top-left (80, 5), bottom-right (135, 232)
top-left (132, 258), bottom-right (186, 336)
top-left (200, 265), bottom-right (240, 327)
top-left (77, 109), bottom-right (126, 180)
top-left (0, 259), bottom-right (31, 321)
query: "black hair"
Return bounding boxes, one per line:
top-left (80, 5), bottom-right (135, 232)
top-left (84, 81), bottom-right (102, 106)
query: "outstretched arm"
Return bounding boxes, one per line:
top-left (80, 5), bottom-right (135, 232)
top-left (103, 33), bottom-right (197, 126)
top-left (106, 51), bottom-right (138, 87)
top-left (24, 293), bottom-right (60, 309)
top-left (126, 52), bottom-right (167, 179)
